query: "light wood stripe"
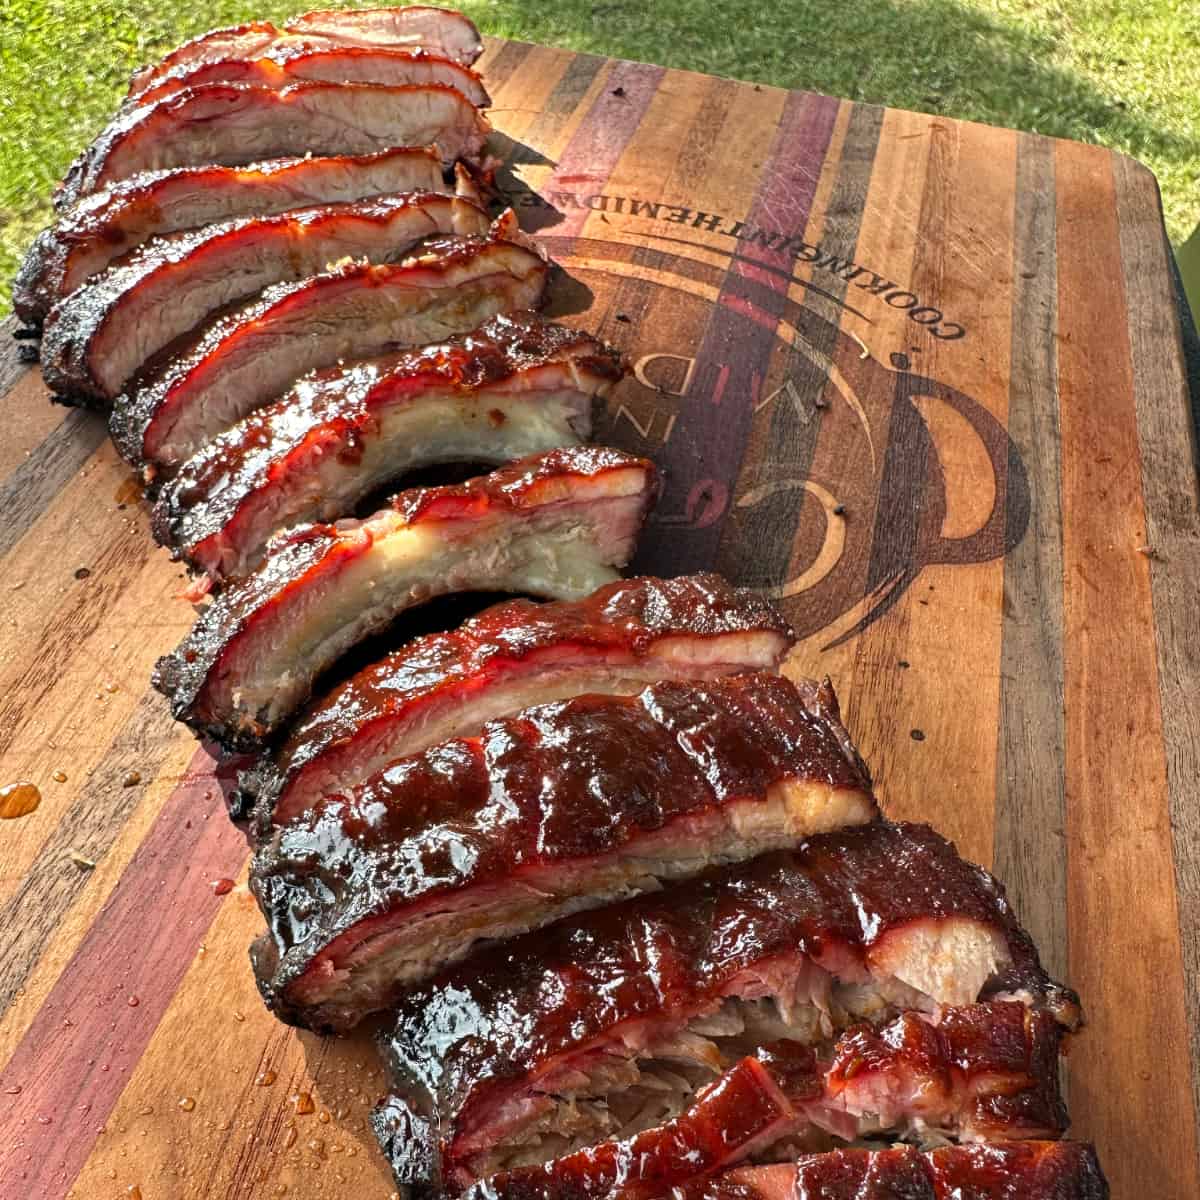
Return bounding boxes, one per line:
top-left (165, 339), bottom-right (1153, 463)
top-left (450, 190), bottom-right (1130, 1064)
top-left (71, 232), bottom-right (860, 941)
top-left (0, 749), bottom-right (246, 1197)
top-left (0, 447), bottom-right (194, 911)
top-left (880, 119), bottom-right (1016, 866)
top-left (475, 35), bottom-right (534, 97)
top-left (0, 693), bottom-right (180, 1024)
top-left (1056, 139), bottom-right (1198, 1198)
top-left (807, 107), bottom-right (936, 796)
top-left (481, 42), bottom-right (573, 150)
top-left (0, 371), bottom-right (69, 487)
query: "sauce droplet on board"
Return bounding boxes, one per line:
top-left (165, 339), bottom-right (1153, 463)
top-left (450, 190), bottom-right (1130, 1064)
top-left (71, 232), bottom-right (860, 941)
top-left (0, 782), bottom-right (41, 819)
top-left (115, 476), bottom-right (142, 505)
top-left (178, 1097), bottom-right (196, 1112)
top-left (291, 1092), bottom-right (315, 1115)
top-left (211, 877), bottom-right (235, 896)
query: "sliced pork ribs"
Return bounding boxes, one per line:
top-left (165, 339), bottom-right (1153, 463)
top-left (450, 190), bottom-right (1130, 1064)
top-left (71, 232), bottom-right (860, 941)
top-left (154, 447), bottom-right (657, 748)
top-left (14, 147), bottom-right (447, 326)
top-left (132, 45), bottom-right (490, 108)
top-left (448, 1011), bottom-right (1070, 1200)
top-left (151, 312), bottom-right (624, 580)
top-left (40, 188), bottom-right (489, 404)
top-left (110, 219), bottom-right (547, 468)
top-left (125, 6), bottom-right (483, 102)
top-left (250, 672), bottom-right (878, 1031)
top-left (244, 572), bottom-right (797, 826)
top-left (371, 822), bottom-right (1080, 1196)
top-left (675, 1143), bottom-right (1108, 1200)
top-left (57, 79), bottom-right (489, 208)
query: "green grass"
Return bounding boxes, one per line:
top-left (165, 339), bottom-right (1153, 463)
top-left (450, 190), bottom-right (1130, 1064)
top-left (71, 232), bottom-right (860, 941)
top-left (1, 0), bottom-right (1197, 315)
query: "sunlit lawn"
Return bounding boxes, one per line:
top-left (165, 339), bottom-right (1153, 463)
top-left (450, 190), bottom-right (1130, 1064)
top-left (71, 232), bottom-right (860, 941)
top-left (1, 0), bottom-right (1197, 313)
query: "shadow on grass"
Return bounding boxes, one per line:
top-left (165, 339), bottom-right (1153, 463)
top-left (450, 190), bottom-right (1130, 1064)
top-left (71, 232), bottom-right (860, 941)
top-left (479, 0), bottom-right (1196, 179)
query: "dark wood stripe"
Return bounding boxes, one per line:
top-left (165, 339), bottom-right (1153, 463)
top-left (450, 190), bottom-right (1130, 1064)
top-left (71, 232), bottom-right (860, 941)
top-left (583, 76), bottom-right (745, 446)
top-left (992, 134), bottom-right (1068, 983)
top-left (0, 691), bottom-right (182, 1018)
top-left (0, 407), bottom-right (108, 561)
top-left (0, 517), bottom-right (155, 757)
top-left (1114, 151), bottom-right (1200, 1156)
top-left (634, 90), bottom-right (841, 573)
top-left (0, 747), bottom-right (247, 1198)
top-left (476, 36), bottom-right (534, 97)
top-left (505, 50), bottom-right (605, 169)
top-left (0, 317), bottom-right (34, 398)
top-left (717, 103), bottom-right (884, 593)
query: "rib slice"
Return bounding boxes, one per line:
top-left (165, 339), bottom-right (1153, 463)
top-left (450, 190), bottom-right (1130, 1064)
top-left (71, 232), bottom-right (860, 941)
top-left (249, 672), bottom-right (878, 1031)
top-left (818, 1002), bottom-right (1067, 1142)
top-left (151, 312), bottom-right (623, 580)
top-left (375, 1057), bottom-right (795, 1200)
top-left (245, 572), bottom-right (797, 826)
top-left (134, 46), bottom-right (489, 107)
top-left (109, 219), bottom-right (547, 468)
top-left (41, 190), bottom-right (489, 404)
top-left (154, 446), bottom-right (656, 749)
top-left (127, 7), bottom-right (483, 99)
top-left (433, 1005), bottom-right (1068, 1200)
top-left (57, 80), bottom-right (490, 208)
top-left (372, 822), bottom-right (1080, 1194)
top-left (13, 149), bottom-right (446, 326)
top-left (286, 7), bottom-right (484, 63)
top-left (678, 1143), bottom-right (1109, 1200)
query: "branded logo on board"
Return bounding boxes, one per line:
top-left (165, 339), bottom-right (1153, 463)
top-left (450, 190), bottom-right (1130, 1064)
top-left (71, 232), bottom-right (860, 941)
top-left (510, 186), bottom-right (968, 340)
top-left (510, 189), bottom-right (1029, 647)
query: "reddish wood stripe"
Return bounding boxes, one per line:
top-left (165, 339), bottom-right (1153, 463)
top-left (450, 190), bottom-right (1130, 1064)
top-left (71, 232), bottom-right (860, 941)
top-left (635, 90), bottom-right (840, 573)
top-left (718, 102), bottom-right (884, 593)
top-left (545, 59), bottom-right (667, 238)
top-left (0, 748), bottom-right (246, 1197)
top-left (0, 693), bottom-right (181, 1016)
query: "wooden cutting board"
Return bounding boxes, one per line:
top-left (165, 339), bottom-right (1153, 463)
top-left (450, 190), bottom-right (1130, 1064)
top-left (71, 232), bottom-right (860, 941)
top-left (1, 36), bottom-right (1197, 1200)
